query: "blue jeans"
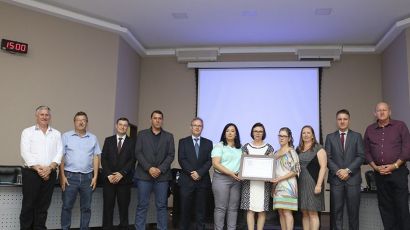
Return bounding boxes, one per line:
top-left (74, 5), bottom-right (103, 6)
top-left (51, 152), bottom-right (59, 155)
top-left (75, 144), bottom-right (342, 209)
top-left (135, 179), bottom-right (169, 230)
top-left (61, 171), bottom-right (93, 230)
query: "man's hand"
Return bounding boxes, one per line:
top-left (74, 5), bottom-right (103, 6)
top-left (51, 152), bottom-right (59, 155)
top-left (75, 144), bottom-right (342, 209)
top-left (149, 167), bottom-right (161, 178)
top-left (36, 166), bottom-right (52, 181)
top-left (60, 175), bottom-right (69, 191)
top-left (336, 169), bottom-right (350, 181)
top-left (108, 175), bottom-right (115, 184)
top-left (379, 164), bottom-right (394, 175)
top-left (90, 176), bottom-right (97, 190)
top-left (190, 171), bottom-right (200, 181)
top-left (112, 172), bottom-right (124, 183)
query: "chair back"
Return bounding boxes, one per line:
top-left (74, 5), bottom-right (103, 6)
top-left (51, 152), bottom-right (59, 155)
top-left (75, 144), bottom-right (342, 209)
top-left (0, 166), bottom-right (22, 185)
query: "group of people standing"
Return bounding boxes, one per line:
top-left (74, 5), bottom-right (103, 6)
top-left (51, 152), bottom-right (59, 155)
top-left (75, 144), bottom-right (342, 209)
top-left (209, 122), bottom-right (326, 230)
top-left (19, 101), bottom-right (410, 230)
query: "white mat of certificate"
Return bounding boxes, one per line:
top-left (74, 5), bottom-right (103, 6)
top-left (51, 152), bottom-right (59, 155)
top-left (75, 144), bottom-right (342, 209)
top-left (240, 155), bottom-right (275, 180)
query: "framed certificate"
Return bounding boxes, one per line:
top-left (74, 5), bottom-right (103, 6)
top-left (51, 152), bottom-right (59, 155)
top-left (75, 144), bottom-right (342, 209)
top-left (238, 155), bottom-right (275, 181)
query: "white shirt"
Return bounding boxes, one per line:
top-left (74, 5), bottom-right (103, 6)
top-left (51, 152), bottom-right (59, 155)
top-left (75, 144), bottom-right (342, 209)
top-left (117, 134), bottom-right (126, 148)
top-left (20, 125), bottom-right (63, 167)
top-left (192, 135), bottom-right (201, 147)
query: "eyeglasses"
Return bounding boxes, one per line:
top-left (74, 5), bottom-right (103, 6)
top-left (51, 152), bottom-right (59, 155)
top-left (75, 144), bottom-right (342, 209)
top-left (278, 135), bottom-right (289, 138)
top-left (253, 130), bottom-right (264, 133)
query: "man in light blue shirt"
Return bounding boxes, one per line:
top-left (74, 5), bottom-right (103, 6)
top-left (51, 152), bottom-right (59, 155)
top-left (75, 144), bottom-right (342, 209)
top-left (59, 111), bottom-right (101, 230)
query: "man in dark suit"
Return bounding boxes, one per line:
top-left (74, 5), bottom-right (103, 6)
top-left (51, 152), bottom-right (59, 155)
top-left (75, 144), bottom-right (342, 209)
top-left (178, 117), bottom-right (213, 230)
top-left (101, 117), bottom-right (136, 230)
top-left (325, 109), bottom-right (365, 230)
top-left (134, 110), bottom-right (175, 230)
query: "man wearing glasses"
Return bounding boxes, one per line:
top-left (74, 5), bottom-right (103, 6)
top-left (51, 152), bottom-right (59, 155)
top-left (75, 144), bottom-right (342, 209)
top-left (178, 117), bottom-right (213, 230)
top-left (60, 111), bottom-right (101, 230)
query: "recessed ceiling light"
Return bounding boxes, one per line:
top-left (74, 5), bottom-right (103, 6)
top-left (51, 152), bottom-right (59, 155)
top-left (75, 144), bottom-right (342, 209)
top-left (241, 10), bottom-right (257, 17)
top-left (172, 12), bottom-right (188, 19)
top-left (315, 8), bottom-right (332, 16)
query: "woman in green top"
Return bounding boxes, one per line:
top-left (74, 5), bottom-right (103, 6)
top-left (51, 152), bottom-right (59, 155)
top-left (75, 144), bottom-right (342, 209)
top-left (211, 123), bottom-right (242, 230)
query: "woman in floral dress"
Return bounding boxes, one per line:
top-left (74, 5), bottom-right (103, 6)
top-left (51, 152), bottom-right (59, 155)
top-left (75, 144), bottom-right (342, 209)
top-left (272, 127), bottom-right (300, 230)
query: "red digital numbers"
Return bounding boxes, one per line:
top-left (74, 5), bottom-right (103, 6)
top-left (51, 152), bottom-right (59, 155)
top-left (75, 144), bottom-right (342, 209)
top-left (6, 41), bottom-right (27, 52)
top-left (1, 39), bottom-right (28, 54)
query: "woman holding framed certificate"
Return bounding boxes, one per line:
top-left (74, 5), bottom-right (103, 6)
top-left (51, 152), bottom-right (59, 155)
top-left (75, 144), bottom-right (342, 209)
top-left (272, 127), bottom-right (300, 230)
top-left (296, 125), bottom-right (327, 230)
top-left (240, 123), bottom-right (274, 230)
top-left (211, 123), bottom-right (243, 230)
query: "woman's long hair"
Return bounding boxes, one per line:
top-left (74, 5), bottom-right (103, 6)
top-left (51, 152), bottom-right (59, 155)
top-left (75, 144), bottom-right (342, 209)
top-left (296, 125), bottom-right (318, 153)
top-left (220, 123), bottom-right (242, 149)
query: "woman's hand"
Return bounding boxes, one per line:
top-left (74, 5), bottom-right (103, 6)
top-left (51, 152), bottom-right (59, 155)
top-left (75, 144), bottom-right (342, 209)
top-left (271, 177), bottom-right (281, 184)
top-left (230, 172), bottom-right (241, 181)
top-left (314, 185), bottom-right (322, 194)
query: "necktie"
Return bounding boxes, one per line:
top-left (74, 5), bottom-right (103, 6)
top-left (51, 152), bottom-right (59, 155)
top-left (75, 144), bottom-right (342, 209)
top-left (340, 133), bottom-right (345, 151)
top-left (117, 137), bottom-right (123, 154)
top-left (194, 138), bottom-right (199, 158)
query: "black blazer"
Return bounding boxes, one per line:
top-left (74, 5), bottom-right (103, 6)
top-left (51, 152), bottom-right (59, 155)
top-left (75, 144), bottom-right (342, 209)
top-left (178, 136), bottom-right (213, 188)
top-left (134, 128), bottom-right (175, 181)
top-left (101, 135), bottom-right (136, 184)
top-left (325, 130), bottom-right (365, 185)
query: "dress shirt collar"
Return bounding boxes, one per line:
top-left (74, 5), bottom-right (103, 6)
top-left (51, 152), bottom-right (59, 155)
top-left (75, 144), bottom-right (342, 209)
top-left (69, 130), bottom-right (90, 138)
top-left (116, 134), bottom-right (126, 140)
top-left (192, 135), bottom-right (201, 145)
top-left (339, 129), bottom-right (349, 135)
top-left (373, 119), bottom-right (398, 129)
top-left (35, 125), bottom-right (52, 132)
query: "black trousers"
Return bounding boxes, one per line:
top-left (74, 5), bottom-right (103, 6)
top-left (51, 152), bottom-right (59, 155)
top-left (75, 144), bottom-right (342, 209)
top-left (20, 168), bottom-right (56, 230)
top-left (179, 184), bottom-right (209, 230)
top-left (374, 166), bottom-right (410, 230)
top-left (102, 182), bottom-right (132, 230)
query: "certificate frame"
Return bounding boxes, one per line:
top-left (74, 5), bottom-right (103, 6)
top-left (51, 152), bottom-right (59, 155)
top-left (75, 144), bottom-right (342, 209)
top-left (238, 154), bottom-right (275, 181)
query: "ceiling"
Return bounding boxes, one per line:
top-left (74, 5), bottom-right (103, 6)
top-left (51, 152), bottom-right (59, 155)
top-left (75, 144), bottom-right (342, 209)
top-left (6, 0), bottom-right (410, 56)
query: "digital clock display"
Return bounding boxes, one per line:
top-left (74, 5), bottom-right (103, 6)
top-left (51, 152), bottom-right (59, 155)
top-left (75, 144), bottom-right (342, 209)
top-left (1, 39), bottom-right (28, 54)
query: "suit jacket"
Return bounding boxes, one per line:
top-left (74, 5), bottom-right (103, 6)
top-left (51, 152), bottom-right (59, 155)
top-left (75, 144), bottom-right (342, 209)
top-left (134, 128), bottom-right (175, 181)
top-left (101, 135), bottom-right (136, 184)
top-left (325, 130), bottom-right (365, 185)
top-left (178, 136), bottom-right (213, 188)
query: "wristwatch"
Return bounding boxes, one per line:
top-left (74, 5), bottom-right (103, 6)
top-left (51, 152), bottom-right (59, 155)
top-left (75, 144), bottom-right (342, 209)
top-left (394, 163), bottom-right (399, 169)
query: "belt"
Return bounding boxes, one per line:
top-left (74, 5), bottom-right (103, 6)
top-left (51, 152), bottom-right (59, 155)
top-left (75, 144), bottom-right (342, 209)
top-left (65, 170), bottom-right (92, 175)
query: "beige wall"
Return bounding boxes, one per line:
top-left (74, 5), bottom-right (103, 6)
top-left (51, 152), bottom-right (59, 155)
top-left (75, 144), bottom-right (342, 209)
top-left (137, 57), bottom-right (195, 167)
top-left (0, 2), bottom-right (387, 170)
top-left (0, 2), bottom-right (140, 164)
top-left (381, 30), bottom-right (410, 126)
top-left (138, 54), bottom-right (382, 169)
top-left (115, 38), bottom-right (141, 128)
top-left (322, 54), bottom-right (382, 135)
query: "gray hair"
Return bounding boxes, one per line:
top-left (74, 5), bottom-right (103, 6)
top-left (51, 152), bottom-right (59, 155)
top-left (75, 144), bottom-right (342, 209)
top-left (35, 105), bottom-right (51, 114)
